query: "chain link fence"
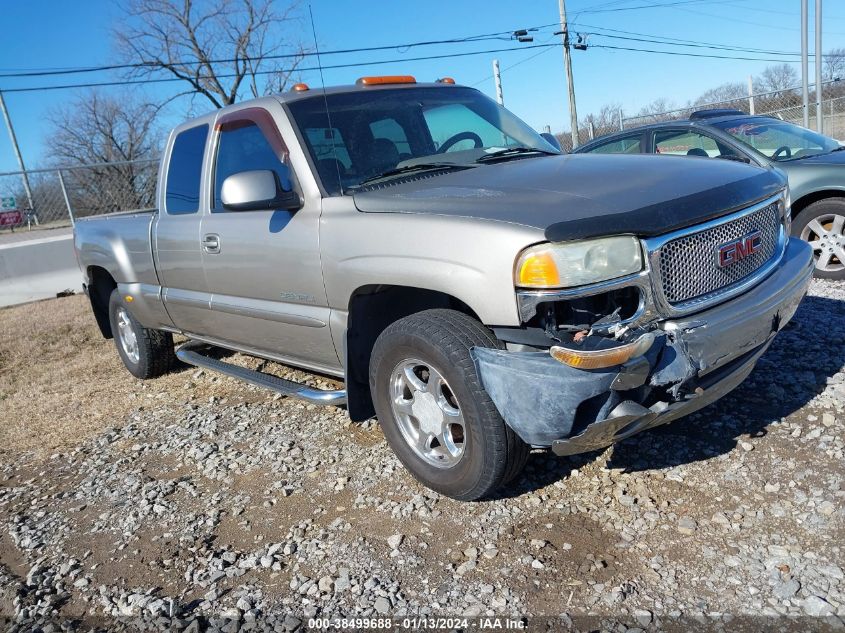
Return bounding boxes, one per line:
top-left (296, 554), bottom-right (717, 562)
top-left (0, 158), bottom-right (159, 232)
top-left (558, 79), bottom-right (845, 151)
top-left (621, 80), bottom-right (845, 138)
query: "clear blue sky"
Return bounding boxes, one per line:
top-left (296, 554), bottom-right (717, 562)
top-left (1, 0), bottom-right (843, 172)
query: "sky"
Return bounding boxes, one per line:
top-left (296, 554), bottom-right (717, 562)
top-left (0, 0), bottom-right (843, 172)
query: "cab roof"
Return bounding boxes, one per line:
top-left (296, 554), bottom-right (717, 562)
top-left (275, 80), bottom-right (467, 105)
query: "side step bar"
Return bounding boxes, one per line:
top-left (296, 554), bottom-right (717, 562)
top-left (176, 341), bottom-right (347, 406)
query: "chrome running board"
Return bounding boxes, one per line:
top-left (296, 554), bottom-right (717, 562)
top-left (176, 341), bottom-right (347, 406)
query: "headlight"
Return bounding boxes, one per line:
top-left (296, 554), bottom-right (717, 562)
top-left (515, 236), bottom-right (643, 289)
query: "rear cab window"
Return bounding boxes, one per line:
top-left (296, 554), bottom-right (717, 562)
top-left (165, 124), bottom-right (208, 215)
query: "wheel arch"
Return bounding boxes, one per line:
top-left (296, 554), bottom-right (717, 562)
top-left (343, 284), bottom-right (482, 422)
top-left (86, 265), bottom-right (118, 338)
top-left (790, 189), bottom-right (845, 218)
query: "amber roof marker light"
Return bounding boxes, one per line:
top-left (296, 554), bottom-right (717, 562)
top-left (355, 75), bottom-right (416, 86)
top-left (436, 77), bottom-right (456, 84)
top-left (291, 83), bottom-right (310, 92)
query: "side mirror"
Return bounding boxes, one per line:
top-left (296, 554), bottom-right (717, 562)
top-left (220, 168), bottom-right (301, 211)
top-left (540, 132), bottom-right (562, 152)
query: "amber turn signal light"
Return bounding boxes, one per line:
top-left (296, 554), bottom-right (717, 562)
top-left (516, 250), bottom-right (561, 288)
top-left (356, 75), bottom-right (417, 85)
top-left (550, 334), bottom-right (654, 370)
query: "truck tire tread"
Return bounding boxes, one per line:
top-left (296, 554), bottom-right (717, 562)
top-left (370, 309), bottom-right (528, 500)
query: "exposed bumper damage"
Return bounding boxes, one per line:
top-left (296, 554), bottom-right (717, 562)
top-left (472, 238), bottom-right (814, 456)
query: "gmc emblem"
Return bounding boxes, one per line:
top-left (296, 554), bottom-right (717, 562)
top-left (717, 230), bottom-right (762, 268)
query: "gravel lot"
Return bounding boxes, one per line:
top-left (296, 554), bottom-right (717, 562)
top-left (1, 281), bottom-right (844, 631)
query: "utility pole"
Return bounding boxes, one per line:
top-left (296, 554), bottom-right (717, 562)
top-left (558, 0), bottom-right (579, 149)
top-left (802, 0), bottom-right (810, 128)
top-left (493, 59), bottom-right (504, 105)
top-left (816, 0), bottom-right (823, 133)
top-left (748, 75), bottom-right (755, 114)
top-left (0, 90), bottom-right (36, 217)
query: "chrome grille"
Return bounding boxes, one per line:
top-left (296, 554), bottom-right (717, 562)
top-left (657, 202), bottom-right (781, 304)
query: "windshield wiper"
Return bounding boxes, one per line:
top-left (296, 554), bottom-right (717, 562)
top-left (351, 162), bottom-right (468, 188)
top-left (475, 147), bottom-right (559, 163)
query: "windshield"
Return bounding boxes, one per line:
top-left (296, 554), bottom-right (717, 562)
top-left (286, 86), bottom-right (558, 194)
top-left (712, 118), bottom-right (840, 162)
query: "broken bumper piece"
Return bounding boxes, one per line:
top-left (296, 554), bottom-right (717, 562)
top-left (472, 237), bottom-right (814, 456)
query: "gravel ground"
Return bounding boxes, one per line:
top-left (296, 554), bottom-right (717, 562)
top-left (0, 281), bottom-right (844, 631)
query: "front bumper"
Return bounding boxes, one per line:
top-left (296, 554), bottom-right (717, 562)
top-left (472, 237), bottom-right (814, 456)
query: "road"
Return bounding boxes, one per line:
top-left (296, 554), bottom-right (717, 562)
top-left (0, 227), bottom-right (81, 307)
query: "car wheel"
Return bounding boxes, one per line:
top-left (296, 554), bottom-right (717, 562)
top-left (108, 289), bottom-right (175, 379)
top-left (793, 199), bottom-right (845, 280)
top-left (369, 309), bottom-right (529, 501)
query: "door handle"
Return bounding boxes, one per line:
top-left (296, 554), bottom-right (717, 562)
top-left (202, 233), bottom-right (220, 254)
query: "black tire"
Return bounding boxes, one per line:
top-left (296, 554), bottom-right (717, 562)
top-left (107, 289), bottom-right (175, 379)
top-left (369, 309), bottom-right (529, 501)
top-left (792, 199), bottom-right (845, 280)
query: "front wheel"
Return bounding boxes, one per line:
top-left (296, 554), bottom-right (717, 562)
top-left (369, 309), bottom-right (529, 501)
top-left (108, 289), bottom-right (175, 379)
top-left (793, 199), bottom-right (845, 280)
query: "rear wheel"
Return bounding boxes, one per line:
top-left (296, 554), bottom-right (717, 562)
top-left (369, 309), bottom-right (529, 501)
top-left (793, 199), bottom-right (845, 280)
top-left (108, 289), bottom-right (175, 379)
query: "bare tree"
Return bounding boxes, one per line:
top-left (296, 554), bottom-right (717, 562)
top-left (693, 82), bottom-right (747, 107)
top-left (48, 91), bottom-right (162, 215)
top-left (756, 63), bottom-right (799, 95)
top-left (49, 91), bottom-right (161, 165)
top-left (115, 0), bottom-right (309, 108)
top-left (633, 98), bottom-right (678, 124)
top-left (824, 47), bottom-right (845, 81)
top-left (579, 102), bottom-right (623, 142)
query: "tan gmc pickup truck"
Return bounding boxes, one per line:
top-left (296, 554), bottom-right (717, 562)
top-left (74, 76), bottom-right (814, 500)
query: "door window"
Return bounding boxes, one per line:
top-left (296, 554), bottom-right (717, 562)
top-left (655, 130), bottom-right (740, 159)
top-left (213, 109), bottom-right (291, 212)
top-left (165, 124), bottom-right (208, 215)
top-left (584, 135), bottom-right (642, 154)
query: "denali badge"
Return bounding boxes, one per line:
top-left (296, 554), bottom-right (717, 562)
top-left (717, 230), bottom-right (762, 268)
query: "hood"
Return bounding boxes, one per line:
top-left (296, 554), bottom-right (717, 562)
top-left (781, 148), bottom-right (845, 166)
top-left (352, 154), bottom-right (785, 241)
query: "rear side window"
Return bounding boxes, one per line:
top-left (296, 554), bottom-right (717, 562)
top-left (166, 124), bottom-right (208, 215)
top-left (585, 135), bottom-right (642, 154)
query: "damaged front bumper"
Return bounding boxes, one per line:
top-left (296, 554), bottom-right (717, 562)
top-left (472, 237), bottom-right (814, 456)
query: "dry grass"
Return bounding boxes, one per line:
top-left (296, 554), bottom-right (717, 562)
top-left (0, 295), bottom-right (151, 454)
top-left (0, 295), bottom-right (341, 457)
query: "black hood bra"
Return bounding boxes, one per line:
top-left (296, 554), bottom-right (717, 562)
top-left (353, 153), bottom-right (785, 241)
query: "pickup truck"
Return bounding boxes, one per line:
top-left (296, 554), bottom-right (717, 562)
top-left (74, 76), bottom-right (814, 501)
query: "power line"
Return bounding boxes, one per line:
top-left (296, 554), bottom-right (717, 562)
top-left (471, 47), bottom-right (556, 87)
top-left (569, 22), bottom-right (805, 57)
top-left (586, 32), bottom-right (807, 58)
top-left (674, 5), bottom-right (845, 36)
top-left (575, 0), bottom-right (753, 14)
top-left (0, 24), bottom-right (562, 80)
top-left (0, 43), bottom-right (563, 94)
top-left (589, 43), bottom-right (807, 63)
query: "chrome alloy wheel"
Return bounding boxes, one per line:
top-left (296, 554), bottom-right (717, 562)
top-left (389, 358), bottom-right (466, 468)
top-left (115, 306), bottom-right (140, 364)
top-left (801, 213), bottom-right (845, 273)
